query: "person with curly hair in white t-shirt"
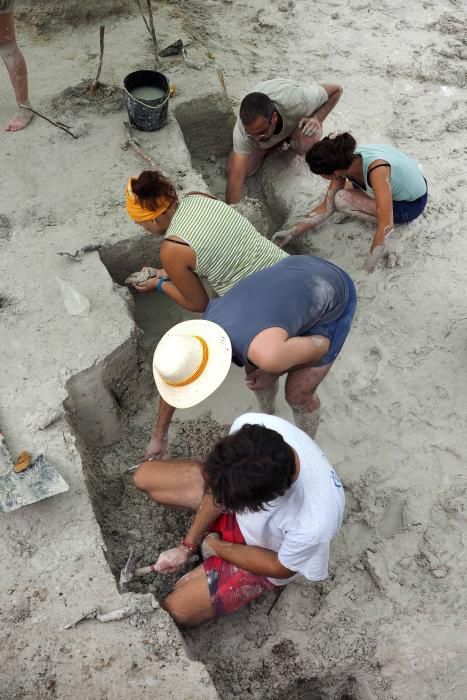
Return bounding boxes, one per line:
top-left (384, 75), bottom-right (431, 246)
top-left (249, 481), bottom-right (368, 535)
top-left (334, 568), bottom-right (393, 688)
top-left (133, 413), bottom-right (345, 626)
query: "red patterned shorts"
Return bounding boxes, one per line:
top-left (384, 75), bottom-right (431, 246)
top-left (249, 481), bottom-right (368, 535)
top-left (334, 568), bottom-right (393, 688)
top-left (203, 512), bottom-right (278, 617)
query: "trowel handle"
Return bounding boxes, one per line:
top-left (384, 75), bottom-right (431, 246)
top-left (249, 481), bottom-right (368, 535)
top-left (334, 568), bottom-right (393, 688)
top-left (0, 432), bottom-right (14, 473)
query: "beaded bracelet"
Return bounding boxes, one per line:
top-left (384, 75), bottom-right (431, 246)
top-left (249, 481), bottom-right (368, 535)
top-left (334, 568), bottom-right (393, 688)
top-left (181, 538), bottom-right (197, 553)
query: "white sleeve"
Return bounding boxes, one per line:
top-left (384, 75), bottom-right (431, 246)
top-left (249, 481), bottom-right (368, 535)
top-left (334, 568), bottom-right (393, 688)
top-left (232, 118), bottom-right (253, 155)
top-left (278, 533), bottom-right (331, 581)
top-left (229, 413), bottom-right (260, 435)
top-left (300, 84), bottom-right (329, 117)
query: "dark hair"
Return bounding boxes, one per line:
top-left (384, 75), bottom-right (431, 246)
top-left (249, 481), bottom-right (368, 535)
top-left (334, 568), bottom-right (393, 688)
top-left (130, 170), bottom-right (177, 211)
top-left (306, 132), bottom-right (356, 175)
top-left (204, 424), bottom-right (296, 513)
top-left (239, 92), bottom-right (276, 125)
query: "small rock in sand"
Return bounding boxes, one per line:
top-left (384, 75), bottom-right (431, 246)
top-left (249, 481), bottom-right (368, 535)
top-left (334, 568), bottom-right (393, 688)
top-left (128, 528), bottom-right (143, 541)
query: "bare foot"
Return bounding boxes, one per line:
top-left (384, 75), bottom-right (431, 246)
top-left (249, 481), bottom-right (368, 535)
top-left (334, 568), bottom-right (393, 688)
top-left (5, 105), bottom-right (34, 132)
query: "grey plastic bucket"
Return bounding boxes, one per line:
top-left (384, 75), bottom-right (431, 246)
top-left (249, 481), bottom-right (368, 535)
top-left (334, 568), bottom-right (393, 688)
top-left (123, 70), bottom-right (170, 132)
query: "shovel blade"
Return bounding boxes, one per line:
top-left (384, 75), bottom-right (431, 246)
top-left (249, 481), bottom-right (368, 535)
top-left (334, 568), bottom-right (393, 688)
top-left (0, 454), bottom-right (69, 513)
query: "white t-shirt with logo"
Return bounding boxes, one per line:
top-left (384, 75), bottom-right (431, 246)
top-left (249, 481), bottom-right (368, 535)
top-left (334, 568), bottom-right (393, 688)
top-left (232, 79), bottom-right (329, 155)
top-left (232, 413), bottom-right (345, 586)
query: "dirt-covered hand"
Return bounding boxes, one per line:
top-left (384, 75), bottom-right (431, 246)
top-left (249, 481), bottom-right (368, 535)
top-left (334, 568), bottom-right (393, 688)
top-left (201, 532), bottom-right (221, 560)
top-left (154, 545), bottom-right (192, 573)
top-left (245, 368), bottom-right (277, 391)
top-left (132, 276), bottom-right (159, 293)
top-left (271, 229), bottom-right (293, 247)
top-left (365, 244), bottom-right (386, 273)
top-left (143, 434), bottom-right (167, 461)
top-left (131, 268), bottom-right (168, 293)
top-left (298, 116), bottom-right (321, 137)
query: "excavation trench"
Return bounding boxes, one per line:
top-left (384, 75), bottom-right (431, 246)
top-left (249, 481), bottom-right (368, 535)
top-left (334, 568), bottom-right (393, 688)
top-left (64, 104), bottom-right (370, 698)
top-left (65, 242), bottom-right (372, 699)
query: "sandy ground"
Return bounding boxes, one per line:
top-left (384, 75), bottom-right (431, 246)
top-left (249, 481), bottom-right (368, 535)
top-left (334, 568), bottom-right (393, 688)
top-left (1, 0), bottom-right (467, 698)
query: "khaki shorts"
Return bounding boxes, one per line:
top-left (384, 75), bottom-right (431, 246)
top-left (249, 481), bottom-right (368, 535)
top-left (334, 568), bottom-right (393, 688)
top-left (0, 0), bottom-right (14, 14)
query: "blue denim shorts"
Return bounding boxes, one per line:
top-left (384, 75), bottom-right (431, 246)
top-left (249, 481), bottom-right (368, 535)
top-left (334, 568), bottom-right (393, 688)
top-left (306, 272), bottom-right (357, 367)
top-left (392, 188), bottom-right (428, 224)
top-left (351, 181), bottom-right (428, 224)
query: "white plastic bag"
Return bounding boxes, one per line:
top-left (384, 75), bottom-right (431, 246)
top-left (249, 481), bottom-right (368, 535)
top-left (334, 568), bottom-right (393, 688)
top-left (56, 276), bottom-right (91, 317)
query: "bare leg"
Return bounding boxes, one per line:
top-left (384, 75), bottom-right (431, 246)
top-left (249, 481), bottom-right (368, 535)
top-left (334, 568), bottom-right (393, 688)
top-left (285, 363), bottom-right (332, 439)
top-left (162, 564), bottom-right (214, 626)
top-left (132, 458), bottom-right (205, 510)
top-left (0, 12), bottom-right (33, 132)
top-left (245, 366), bottom-right (279, 414)
top-left (334, 187), bottom-right (377, 223)
top-left (255, 379), bottom-right (279, 414)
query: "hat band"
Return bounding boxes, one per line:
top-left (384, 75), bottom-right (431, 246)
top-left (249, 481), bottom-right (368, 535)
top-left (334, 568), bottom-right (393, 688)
top-left (164, 336), bottom-right (209, 387)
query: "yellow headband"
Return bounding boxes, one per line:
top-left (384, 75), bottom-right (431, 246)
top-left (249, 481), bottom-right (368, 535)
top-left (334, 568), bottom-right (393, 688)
top-left (125, 177), bottom-right (172, 223)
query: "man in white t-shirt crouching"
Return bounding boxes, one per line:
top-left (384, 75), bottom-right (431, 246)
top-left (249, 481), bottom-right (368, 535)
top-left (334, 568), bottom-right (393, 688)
top-left (133, 412), bottom-right (345, 626)
top-left (226, 78), bottom-right (343, 203)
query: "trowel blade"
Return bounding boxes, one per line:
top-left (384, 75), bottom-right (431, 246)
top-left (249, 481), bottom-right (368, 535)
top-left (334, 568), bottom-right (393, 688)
top-left (120, 549), bottom-right (138, 587)
top-left (0, 454), bottom-right (69, 513)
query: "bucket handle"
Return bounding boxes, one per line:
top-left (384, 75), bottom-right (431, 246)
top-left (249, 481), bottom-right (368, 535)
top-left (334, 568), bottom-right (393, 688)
top-left (123, 86), bottom-right (171, 110)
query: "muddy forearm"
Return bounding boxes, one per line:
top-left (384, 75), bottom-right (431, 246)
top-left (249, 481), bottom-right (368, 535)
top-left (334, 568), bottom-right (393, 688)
top-left (184, 492), bottom-right (222, 547)
top-left (153, 397), bottom-right (175, 440)
top-left (290, 179), bottom-right (343, 239)
top-left (225, 174), bottom-right (245, 205)
top-left (160, 281), bottom-right (208, 312)
top-left (313, 85), bottom-right (343, 123)
top-left (371, 220), bottom-right (394, 251)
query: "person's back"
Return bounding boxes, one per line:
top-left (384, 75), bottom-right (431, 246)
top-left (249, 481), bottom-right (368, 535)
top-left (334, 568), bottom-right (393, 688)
top-left (165, 194), bottom-right (287, 295)
top-left (231, 413), bottom-right (345, 585)
top-left (355, 144), bottom-right (426, 201)
top-left (204, 254), bottom-right (351, 365)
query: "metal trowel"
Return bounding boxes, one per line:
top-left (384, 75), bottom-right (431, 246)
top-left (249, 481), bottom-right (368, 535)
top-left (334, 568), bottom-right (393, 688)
top-left (120, 549), bottom-right (199, 589)
top-left (0, 429), bottom-right (69, 513)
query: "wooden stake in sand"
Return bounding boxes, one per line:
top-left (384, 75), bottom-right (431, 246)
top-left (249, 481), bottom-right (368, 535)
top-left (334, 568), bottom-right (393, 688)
top-left (135, 0), bottom-right (159, 67)
top-left (122, 122), bottom-right (172, 181)
top-left (19, 104), bottom-right (78, 139)
top-left (89, 26), bottom-right (105, 96)
top-left (123, 121), bottom-right (157, 169)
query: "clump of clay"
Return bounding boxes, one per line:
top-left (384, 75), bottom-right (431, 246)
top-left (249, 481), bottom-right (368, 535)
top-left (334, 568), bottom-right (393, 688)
top-left (125, 267), bottom-right (159, 286)
top-left (231, 197), bottom-right (270, 237)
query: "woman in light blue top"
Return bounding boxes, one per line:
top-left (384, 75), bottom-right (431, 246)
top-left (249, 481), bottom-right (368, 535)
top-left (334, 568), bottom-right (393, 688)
top-left (272, 132), bottom-right (428, 271)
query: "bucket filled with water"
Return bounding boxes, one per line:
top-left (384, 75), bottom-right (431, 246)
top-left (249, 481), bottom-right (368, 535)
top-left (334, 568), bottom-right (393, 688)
top-left (123, 70), bottom-right (170, 132)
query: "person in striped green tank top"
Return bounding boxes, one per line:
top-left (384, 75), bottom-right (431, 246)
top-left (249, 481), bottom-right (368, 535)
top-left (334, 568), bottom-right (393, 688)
top-left (125, 170), bottom-right (286, 310)
top-left (125, 169), bottom-right (287, 460)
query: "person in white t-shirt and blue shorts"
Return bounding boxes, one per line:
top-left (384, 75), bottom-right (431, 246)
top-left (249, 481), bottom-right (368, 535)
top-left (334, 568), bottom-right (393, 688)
top-left (132, 319), bottom-right (345, 626)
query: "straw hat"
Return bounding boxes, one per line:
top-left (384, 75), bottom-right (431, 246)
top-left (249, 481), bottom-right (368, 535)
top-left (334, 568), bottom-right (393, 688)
top-left (153, 320), bottom-right (232, 408)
